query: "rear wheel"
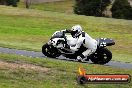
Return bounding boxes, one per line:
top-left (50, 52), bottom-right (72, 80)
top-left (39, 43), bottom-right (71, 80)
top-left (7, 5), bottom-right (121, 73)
top-left (42, 43), bottom-right (61, 58)
top-left (90, 48), bottom-right (112, 64)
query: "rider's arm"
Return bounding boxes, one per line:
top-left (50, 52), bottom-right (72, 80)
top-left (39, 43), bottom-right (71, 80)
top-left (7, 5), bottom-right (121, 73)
top-left (70, 37), bottom-right (84, 51)
top-left (52, 29), bottom-right (70, 37)
top-left (61, 29), bottom-right (71, 34)
top-left (61, 29), bottom-right (71, 44)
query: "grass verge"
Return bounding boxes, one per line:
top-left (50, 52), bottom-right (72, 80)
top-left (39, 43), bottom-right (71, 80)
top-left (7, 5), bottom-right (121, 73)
top-left (0, 53), bottom-right (132, 88)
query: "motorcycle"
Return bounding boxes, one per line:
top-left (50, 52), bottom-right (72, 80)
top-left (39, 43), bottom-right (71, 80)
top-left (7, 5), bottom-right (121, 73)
top-left (42, 31), bottom-right (115, 64)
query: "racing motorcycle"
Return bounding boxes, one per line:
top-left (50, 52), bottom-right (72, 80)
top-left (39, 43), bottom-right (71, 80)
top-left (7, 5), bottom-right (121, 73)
top-left (42, 31), bottom-right (115, 64)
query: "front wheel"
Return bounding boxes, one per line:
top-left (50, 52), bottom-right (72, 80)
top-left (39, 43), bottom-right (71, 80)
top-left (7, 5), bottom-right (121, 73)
top-left (90, 48), bottom-right (112, 65)
top-left (42, 43), bottom-right (61, 58)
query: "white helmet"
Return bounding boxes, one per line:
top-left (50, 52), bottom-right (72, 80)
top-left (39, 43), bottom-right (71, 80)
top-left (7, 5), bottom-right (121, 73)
top-left (71, 25), bottom-right (82, 38)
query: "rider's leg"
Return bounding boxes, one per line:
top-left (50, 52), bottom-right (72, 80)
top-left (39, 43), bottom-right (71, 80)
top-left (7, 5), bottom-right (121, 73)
top-left (77, 48), bottom-right (97, 62)
top-left (77, 40), bottom-right (97, 62)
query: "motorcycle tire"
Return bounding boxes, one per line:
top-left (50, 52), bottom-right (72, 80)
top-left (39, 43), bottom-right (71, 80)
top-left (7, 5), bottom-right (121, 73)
top-left (42, 43), bottom-right (61, 58)
top-left (90, 48), bottom-right (112, 65)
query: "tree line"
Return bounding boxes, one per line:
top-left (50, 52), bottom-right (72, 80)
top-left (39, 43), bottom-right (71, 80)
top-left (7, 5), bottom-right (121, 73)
top-left (74, 0), bottom-right (132, 20)
top-left (0, 0), bottom-right (19, 7)
top-left (0, 0), bottom-right (30, 8)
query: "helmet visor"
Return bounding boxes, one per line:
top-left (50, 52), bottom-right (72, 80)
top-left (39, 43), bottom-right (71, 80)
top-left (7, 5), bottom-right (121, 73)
top-left (71, 30), bottom-right (78, 37)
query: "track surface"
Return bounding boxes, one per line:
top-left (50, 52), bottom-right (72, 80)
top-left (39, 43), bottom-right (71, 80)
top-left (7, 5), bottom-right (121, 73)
top-left (0, 47), bottom-right (132, 69)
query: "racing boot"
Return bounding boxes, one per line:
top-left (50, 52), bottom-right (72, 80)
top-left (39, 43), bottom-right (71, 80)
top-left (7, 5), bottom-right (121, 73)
top-left (76, 54), bottom-right (86, 62)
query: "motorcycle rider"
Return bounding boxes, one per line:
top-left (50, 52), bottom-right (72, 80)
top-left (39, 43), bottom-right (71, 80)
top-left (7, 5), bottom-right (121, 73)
top-left (64, 25), bottom-right (97, 62)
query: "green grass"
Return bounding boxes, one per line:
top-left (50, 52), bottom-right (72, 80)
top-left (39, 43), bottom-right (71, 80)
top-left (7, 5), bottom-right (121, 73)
top-left (0, 5), bottom-right (132, 63)
top-left (0, 53), bottom-right (132, 88)
top-left (18, 0), bottom-right (74, 14)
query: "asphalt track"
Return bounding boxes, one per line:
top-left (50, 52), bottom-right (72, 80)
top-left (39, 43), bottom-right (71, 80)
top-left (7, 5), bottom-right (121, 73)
top-left (0, 47), bottom-right (132, 69)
